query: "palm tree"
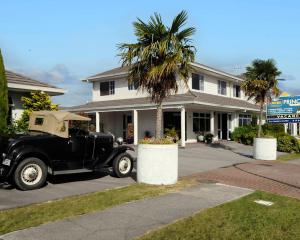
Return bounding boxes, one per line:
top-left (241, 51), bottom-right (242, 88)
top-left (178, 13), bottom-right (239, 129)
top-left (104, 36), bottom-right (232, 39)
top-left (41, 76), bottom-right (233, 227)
top-left (242, 59), bottom-right (281, 138)
top-left (118, 11), bottom-right (196, 139)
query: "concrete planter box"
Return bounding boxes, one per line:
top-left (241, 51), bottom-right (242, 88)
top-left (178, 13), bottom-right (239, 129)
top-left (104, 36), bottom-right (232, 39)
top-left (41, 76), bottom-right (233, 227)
top-left (137, 144), bottom-right (178, 185)
top-left (253, 138), bottom-right (277, 160)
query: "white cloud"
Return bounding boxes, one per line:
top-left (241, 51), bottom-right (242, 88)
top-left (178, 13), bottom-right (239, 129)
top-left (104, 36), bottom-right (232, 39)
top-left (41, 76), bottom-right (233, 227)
top-left (14, 64), bottom-right (92, 107)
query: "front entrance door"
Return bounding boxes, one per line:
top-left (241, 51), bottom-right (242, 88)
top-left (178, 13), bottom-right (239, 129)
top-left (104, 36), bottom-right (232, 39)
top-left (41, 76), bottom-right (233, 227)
top-left (218, 113), bottom-right (232, 140)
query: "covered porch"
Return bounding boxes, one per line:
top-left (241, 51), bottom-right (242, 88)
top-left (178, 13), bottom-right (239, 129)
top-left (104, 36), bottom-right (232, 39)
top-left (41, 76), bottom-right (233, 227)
top-left (87, 104), bottom-right (257, 147)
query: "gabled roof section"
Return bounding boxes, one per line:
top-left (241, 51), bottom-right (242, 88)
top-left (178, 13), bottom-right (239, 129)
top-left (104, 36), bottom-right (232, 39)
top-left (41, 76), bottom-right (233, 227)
top-left (6, 70), bottom-right (65, 95)
top-left (86, 66), bottom-right (129, 81)
top-left (85, 62), bottom-right (244, 82)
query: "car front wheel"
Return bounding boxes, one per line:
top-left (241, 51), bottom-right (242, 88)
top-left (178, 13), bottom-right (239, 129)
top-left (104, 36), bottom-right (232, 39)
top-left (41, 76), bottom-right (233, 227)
top-left (13, 157), bottom-right (48, 191)
top-left (112, 153), bottom-right (133, 178)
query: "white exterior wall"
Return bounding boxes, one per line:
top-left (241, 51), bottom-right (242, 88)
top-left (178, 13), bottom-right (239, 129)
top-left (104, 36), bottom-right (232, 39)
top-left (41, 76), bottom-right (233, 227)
top-left (9, 92), bottom-right (30, 121)
top-left (138, 110), bottom-right (156, 139)
top-left (101, 112), bottom-right (124, 138)
top-left (92, 72), bottom-right (248, 103)
top-left (92, 77), bottom-right (188, 102)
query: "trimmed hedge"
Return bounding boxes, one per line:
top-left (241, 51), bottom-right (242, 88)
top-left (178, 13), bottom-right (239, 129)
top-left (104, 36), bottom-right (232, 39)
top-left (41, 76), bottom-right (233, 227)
top-left (277, 135), bottom-right (300, 153)
top-left (232, 123), bottom-right (300, 153)
top-left (232, 125), bottom-right (257, 145)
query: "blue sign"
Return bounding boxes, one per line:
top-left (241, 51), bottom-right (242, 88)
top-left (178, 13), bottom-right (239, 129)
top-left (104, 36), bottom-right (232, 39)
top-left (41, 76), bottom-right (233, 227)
top-left (267, 96), bottom-right (300, 123)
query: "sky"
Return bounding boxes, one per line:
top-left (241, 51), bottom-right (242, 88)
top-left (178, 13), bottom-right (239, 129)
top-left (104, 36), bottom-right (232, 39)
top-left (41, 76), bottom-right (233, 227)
top-left (1, 0), bottom-right (300, 106)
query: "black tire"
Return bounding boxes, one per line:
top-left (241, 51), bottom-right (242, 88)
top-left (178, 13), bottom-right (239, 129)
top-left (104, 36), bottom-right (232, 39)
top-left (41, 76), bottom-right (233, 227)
top-left (13, 157), bottom-right (48, 191)
top-left (112, 152), bottom-right (133, 178)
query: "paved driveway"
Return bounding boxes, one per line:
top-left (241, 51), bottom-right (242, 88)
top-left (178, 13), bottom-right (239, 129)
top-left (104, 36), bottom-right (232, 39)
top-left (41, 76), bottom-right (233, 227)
top-left (0, 142), bottom-right (253, 210)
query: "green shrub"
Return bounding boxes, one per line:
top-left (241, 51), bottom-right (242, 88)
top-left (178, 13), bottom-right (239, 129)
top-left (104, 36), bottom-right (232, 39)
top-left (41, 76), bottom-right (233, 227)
top-left (277, 135), bottom-right (300, 153)
top-left (204, 133), bottom-right (214, 144)
top-left (262, 123), bottom-right (285, 138)
top-left (232, 125), bottom-right (257, 145)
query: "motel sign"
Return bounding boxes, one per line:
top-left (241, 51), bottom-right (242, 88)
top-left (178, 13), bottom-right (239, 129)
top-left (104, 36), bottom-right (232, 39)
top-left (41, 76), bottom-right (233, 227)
top-left (267, 96), bottom-right (300, 123)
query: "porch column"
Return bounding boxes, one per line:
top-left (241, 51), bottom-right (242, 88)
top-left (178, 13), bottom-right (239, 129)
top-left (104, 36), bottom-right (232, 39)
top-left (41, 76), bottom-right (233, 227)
top-left (210, 111), bottom-right (215, 135)
top-left (291, 123), bottom-right (297, 136)
top-left (181, 107), bottom-right (186, 147)
top-left (284, 123), bottom-right (288, 134)
top-left (96, 112), bottom-right (100, 132)
top-left (133, 109), bottom-right (138, 145)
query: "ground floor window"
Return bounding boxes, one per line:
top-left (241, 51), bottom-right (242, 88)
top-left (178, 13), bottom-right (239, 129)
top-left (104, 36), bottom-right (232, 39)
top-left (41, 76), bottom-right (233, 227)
top-left (239, 114), bottom-right (252, 126)
top-left (193, 112), bottom-right (211, 132)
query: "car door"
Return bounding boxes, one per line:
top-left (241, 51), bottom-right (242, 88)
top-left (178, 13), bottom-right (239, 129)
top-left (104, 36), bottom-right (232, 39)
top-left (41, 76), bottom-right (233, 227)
top-left (68, 128), bottom-right (87, 169)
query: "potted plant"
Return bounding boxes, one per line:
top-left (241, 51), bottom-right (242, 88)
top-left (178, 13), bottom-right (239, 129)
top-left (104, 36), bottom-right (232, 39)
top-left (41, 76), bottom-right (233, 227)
top-left (196, 132), bottom-right (205, 142)
top-left (164, 128), bottom-right (179, 143)
top-left (242, 59), bottom-right (281, 160)
top-left (119, 11), bottom-right (196, 185)
top-left (204, 133), bottom-right (214, 144)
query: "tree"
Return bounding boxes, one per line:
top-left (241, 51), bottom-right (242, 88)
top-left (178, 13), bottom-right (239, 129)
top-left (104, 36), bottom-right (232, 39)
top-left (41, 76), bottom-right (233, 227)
top-left (119, 11), bottom-right (196, 139)
top-left (17, 91), bottom-right (58, 130)
top-left (242, 59), bottom-right (281, 138)
top-left (0, 49), bottom-right (8, 133)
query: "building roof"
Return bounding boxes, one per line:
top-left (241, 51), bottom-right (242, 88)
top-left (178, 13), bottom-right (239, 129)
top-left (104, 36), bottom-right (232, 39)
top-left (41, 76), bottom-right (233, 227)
top-left (6, 70), bottom-right (65, 95)
top-left (66, 91), bottom-right (260, 113)
top-left (85, 62), bottom-right (244, 82)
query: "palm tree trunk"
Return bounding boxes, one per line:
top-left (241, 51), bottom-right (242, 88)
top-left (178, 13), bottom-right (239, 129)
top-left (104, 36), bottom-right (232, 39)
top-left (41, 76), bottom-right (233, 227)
top-left (155, 103), bottom-right (163, 139)
top-left (258, 102), bottom-right (264, 138)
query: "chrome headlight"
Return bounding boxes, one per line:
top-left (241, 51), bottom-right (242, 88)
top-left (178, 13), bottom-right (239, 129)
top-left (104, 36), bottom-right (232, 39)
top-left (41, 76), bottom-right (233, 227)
top-left (116, 137), bottom-right (124, 145)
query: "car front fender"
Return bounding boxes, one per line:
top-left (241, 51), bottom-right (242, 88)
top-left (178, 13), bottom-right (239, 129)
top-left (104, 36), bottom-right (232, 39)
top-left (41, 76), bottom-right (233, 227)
top-left (97, 145), bottom-right (135, 168)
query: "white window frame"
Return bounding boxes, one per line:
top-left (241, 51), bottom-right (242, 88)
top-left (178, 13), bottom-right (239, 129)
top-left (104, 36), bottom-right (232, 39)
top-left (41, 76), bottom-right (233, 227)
top-left (128, 81), bottom-right (139, 91)
top-left (193, 112), bottom-right (211, 133)
top-left (100, 81), bottom-right (115, 96)
top-left (192, 73), bottom-right (204, 91)
top-left (233, 84), bottom-right (241, 98)
top-left (239, 114), bottom-right (252, 126)
top-left (218, 80), bottom-right (227, 95)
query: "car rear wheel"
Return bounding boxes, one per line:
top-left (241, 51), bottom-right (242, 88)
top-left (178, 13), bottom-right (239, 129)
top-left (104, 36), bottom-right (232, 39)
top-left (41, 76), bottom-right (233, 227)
top-left (112, 153), bottom-right (133, 178)
top-left (13, 157), bottom-right (47, 191)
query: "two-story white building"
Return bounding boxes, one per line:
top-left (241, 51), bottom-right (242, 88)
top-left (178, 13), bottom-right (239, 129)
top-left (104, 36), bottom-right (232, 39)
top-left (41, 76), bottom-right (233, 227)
top-left (69, 62), bottom-right (261, 146)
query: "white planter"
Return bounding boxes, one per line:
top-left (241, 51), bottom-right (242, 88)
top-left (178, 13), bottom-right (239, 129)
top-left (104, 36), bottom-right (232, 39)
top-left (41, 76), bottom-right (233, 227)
top-left (137, 144), bottom-right (178, 185)
top-left (253, 138), bottom-right (277, 160)
top-left (197, 135), bottom-right (204, 142)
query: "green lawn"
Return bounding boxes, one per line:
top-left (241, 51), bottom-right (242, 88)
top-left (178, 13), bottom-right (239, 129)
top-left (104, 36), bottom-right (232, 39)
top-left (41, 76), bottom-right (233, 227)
top-left (139, 191), bottom-right (300, 240)
top-left (0, 179), bottom-right (195, 235)
top-left (277, 153), bottom-right (300, 161)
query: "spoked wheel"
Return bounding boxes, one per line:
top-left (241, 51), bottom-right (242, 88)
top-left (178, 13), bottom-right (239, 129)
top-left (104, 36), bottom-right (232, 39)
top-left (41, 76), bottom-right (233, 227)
top-left (13, 158), bottom-right (47, 191)
top-left (112, 153), bottom-right (134, 178)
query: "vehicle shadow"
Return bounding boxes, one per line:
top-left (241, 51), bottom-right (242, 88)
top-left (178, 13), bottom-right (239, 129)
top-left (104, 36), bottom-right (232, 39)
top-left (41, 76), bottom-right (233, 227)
top-left (48, 170), bottom-right (137, 185)
top-left (47, 170), bottom-right (111, 184)
top-left (0, 181), bottom-right (14, 190)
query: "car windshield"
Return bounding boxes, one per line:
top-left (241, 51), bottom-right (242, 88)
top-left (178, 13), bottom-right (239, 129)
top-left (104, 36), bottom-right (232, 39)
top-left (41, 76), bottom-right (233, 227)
top-left (69, 120), bottom-right (90, 132)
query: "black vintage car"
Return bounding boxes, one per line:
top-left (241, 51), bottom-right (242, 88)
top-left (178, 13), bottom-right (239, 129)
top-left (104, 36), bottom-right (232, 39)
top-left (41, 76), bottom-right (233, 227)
top-left (0, 111), bottom-right (134, 191)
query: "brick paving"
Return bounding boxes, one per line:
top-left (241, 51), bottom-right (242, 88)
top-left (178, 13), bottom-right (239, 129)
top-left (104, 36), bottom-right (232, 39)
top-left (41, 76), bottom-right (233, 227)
top-left (187, 160), bottom-right (300, 200)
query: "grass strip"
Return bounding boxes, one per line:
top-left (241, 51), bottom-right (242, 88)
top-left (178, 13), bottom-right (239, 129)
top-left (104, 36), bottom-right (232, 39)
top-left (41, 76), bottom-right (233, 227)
top-left (277, 153), bottom-right (300, 161)
top-left (0, 179), bottom-right (196, 235)
top-left (138, 191), bottom-right (300, 240)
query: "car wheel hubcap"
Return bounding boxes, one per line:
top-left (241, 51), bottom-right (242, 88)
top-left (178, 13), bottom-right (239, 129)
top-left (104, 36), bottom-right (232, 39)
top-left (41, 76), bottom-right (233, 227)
top-left (21, 164), bottom-right (43, 185)
top-left (119, 157), bottom-right (131, 174)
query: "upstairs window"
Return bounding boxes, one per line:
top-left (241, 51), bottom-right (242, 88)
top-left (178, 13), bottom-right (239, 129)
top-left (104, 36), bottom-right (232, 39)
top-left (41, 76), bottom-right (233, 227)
top-left (218, 80), bottom-right (227, 95)
top-left (192, 73), bottom-right (204, 91)
top-left (128, 81), bottom-right (139, 91)
top-left (233, 84), bottom-right (241, 98)
top-left (100, 81), bottom-right (115, 96)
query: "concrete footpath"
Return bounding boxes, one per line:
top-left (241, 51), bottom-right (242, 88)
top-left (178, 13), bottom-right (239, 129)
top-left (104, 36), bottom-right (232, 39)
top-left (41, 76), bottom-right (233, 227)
top-left (1, 183), bottom-right (253, 240)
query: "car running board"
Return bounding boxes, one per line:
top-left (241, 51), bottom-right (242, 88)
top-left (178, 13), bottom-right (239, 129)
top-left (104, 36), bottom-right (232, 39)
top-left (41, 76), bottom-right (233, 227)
top-left (53, 169), bottom-right (93, 175)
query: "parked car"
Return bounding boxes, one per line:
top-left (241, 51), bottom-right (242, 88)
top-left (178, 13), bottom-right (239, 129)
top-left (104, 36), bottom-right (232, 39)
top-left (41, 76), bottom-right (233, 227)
top-left (0, 111), bottom-right (134, 190)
